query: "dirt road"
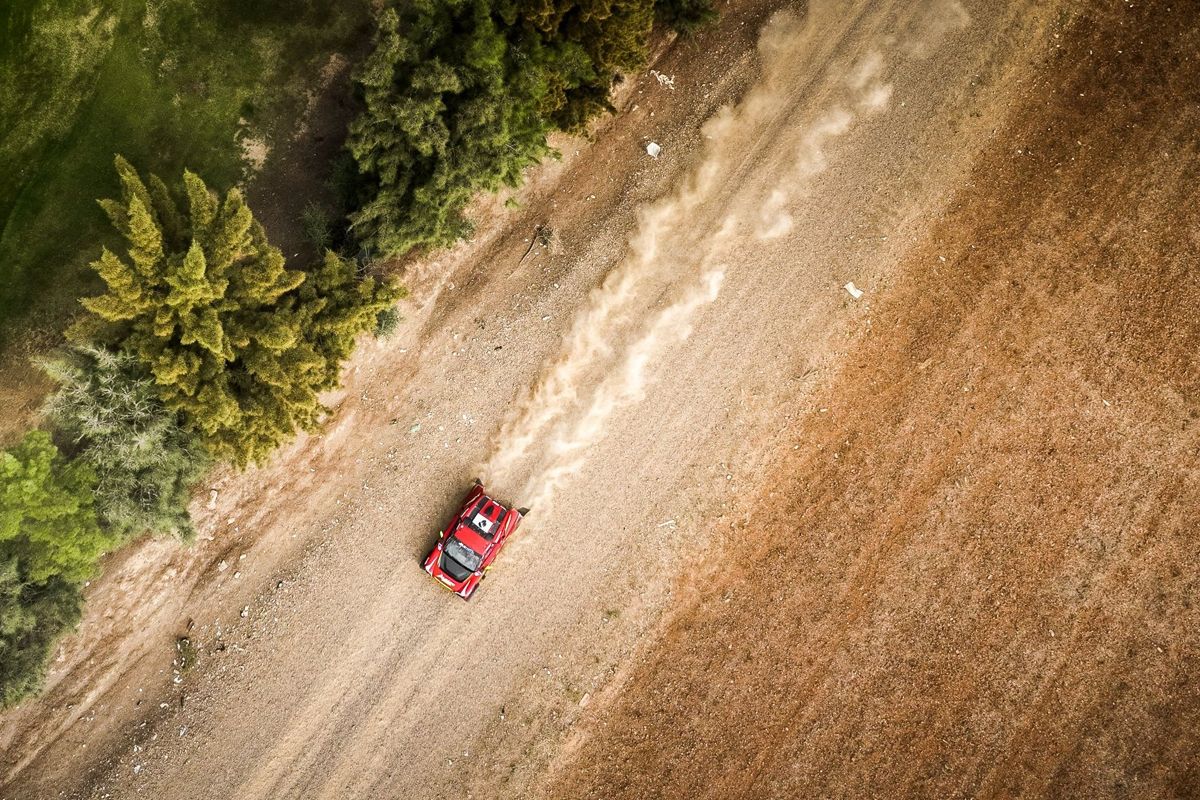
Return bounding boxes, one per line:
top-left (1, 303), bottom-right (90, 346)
top-left (3, 0), bottom-right (1193, 798)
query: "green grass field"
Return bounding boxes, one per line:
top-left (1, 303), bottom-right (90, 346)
top-left (0, 0), bottom-right (371, 348)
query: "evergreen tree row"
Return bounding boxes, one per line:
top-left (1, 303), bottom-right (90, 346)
top-left (347, 0), bottom-right (716, 257)
top-left (1, 157), bottom-right (400, 707)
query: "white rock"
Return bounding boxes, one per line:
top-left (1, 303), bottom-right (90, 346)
top-left (646, 141), bottom-right (662, 158)
top-left (650, 70), bottom-right (676, 90)
top-left (843, 282), bottom-right (864, 299)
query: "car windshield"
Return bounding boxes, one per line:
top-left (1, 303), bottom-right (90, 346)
top-left (443, 535), bottom-right (483, 573)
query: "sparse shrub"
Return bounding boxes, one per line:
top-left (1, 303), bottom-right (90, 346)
top-left (175, 636), bottom-right (198, 672)
top-left (76, 157), bottom-right (400, 467)
top-left (374, 306), bottom-right (400, 338)
top-left (300, 201), bottom-right (333, 251)
top-left (41, 345), bottom-right (208, 542)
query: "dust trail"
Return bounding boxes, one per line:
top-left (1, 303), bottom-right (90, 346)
top-left (902, 0), bottom-right (971, 57)
top-left (482, 11), bottom-right (898, 505)
top-left (521, 264), bottom-right (727, 511)
top-left (481, 152), bottom-right (730, 484)
top-left (481, 11), bottom-right (817, 486)
top-left (751, 49), bottom-right (893, 240)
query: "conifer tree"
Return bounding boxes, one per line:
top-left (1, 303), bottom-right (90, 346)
top-left (41, 345), bottom-right (208, 541)
top-left (0, 565), bottom-right (81, 708)
top-left (80, 157), bottom-right (399, 467)
top-left (348, 0), bottom-right (555, 257)
top-left (0, 431), bottom-right (109, 586)
top-left (347, 0), bottom-right (715, 258)
top-left (518, 0), bottom-right (654, 129)
top-left (0, 431), bottom-right (103, 708)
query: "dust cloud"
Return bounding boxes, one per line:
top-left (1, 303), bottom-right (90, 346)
top-left (480, 10), bottom-right (899, 510)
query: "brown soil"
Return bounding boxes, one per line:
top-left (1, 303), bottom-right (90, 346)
top-left (1, 1), bottom-right (1195, 799)
top-left (544, 4), bottom-right (1200, 798)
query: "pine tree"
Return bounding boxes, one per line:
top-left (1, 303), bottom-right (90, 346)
top-left (0, 431), bottom-right (110, 586)
top-left (0, 429), bottom-right (106, 706)
top-left (79, 157), bottom-right (399, 467)
top-left (653, 0), bottom-right (717, 33)
top-left (347, 0), bottom-right (715, 258)
top-left (41, 345), bottom-right (208, 542)
top-left (0, 564), bottom-right (82, 708)
top-left (518, 0), bottom-right (653, 129)
top-left (348, 0), bottom-right (555, 257)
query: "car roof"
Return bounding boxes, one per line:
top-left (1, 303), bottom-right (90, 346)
top-left (453, 493), bottom-right (508, 552)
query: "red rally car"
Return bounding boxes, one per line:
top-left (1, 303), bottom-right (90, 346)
top-left (423, 480), bottom-right (528, 599)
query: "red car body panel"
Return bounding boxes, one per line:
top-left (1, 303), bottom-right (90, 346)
top-left (422, 483), bottom-right (525, 599)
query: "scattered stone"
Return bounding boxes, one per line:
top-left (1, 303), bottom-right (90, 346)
top-left (240, 606), bottom-right (249, 619)
top-left (579, 692), bottom-right (592, 708)
top-left (844, 282), bottom-right (864, 299)
top-left (646, 141), bottom-right (662, 158)
top-left (207, 489), bottom-right (218, 510)
top-left (650, 69), bottom-right (676, 90)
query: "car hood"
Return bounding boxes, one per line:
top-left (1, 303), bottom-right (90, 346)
top-left (451, 524), bottom-right (492, 554)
